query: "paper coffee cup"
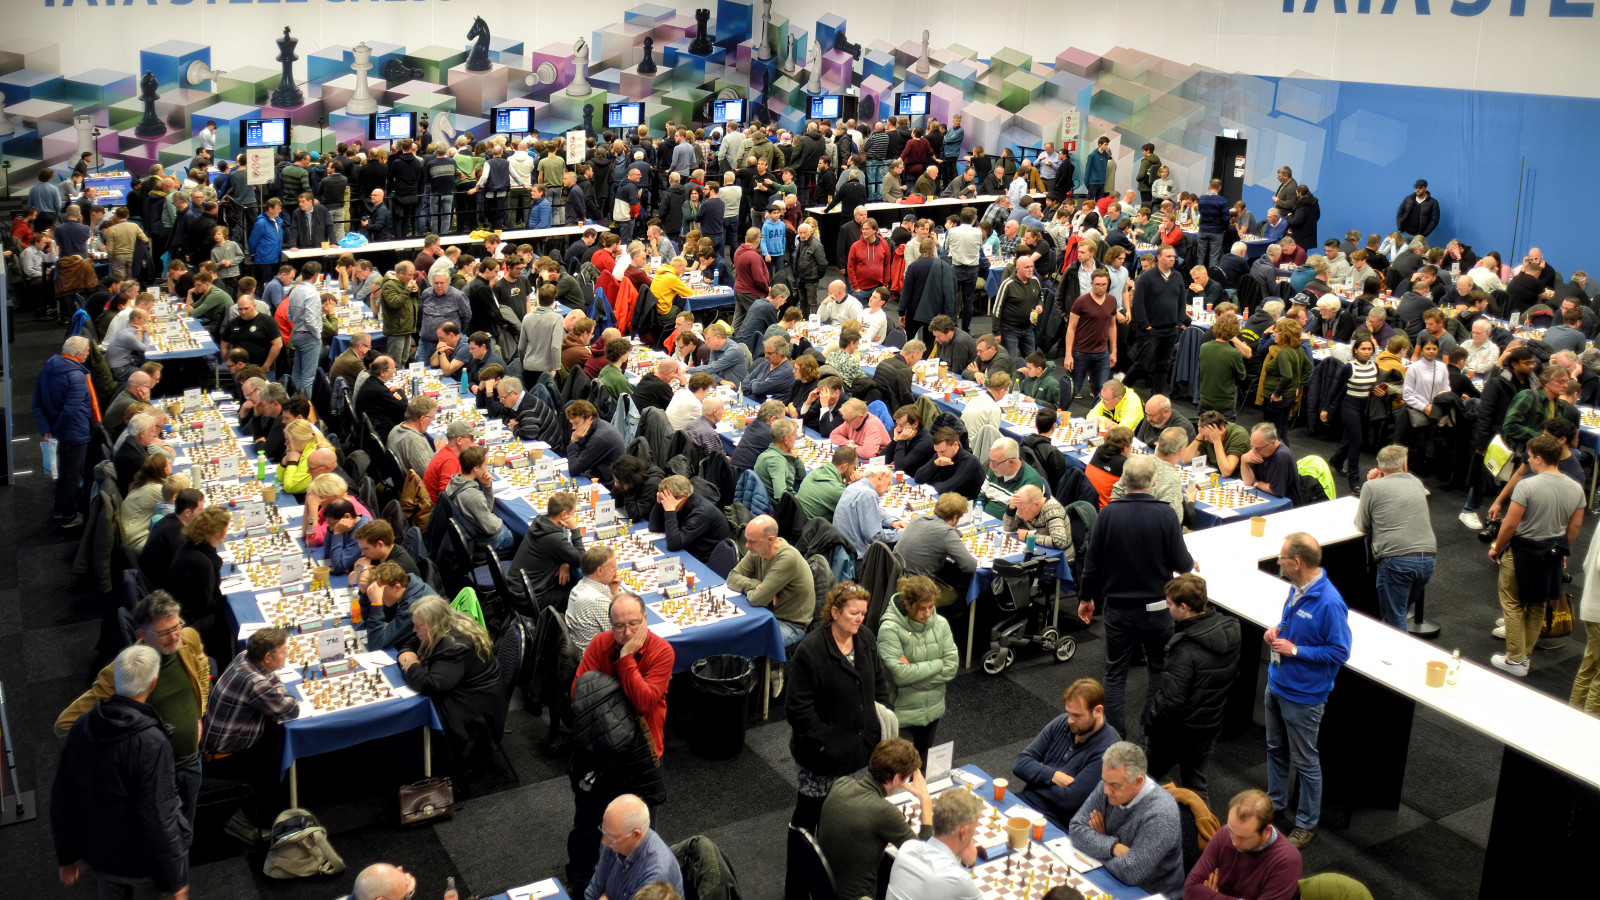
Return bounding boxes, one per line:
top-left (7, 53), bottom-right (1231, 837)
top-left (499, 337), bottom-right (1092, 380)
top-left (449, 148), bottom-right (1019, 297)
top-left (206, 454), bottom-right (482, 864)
top-left (261, 485), bottom-right (277, 503)
top-left (1249, 516), bottom-right (1266, 537)
top-left (1425, 660), bottom-right (1448, 688)
top-left (1005, 816), bottom-right (1031, 851)
top-left (992, 777), bottom-right (1008, 801)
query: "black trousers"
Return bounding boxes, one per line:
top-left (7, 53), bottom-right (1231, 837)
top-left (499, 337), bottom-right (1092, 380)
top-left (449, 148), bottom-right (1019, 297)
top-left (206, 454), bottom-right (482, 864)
top-left (1146, 729), bottom-right (1216, 804)
top-left (203, 723), bottom-right (286, 826)
top-left (1124, 326), bottom-right (1180, 395)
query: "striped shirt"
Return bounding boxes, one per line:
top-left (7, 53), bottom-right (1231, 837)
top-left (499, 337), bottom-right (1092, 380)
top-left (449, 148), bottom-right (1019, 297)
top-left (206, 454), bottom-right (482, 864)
top-left (864, 131), bottom-right (890, 160)
top-left (1346, 359), bottom-right (1377, 399)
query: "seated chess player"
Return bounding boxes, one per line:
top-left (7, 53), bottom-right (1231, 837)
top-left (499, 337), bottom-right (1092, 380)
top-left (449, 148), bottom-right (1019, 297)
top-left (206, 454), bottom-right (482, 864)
top-left (648, 475), bottom-right (732, 572)
top-left (834, 464), bottom-right (906, 559)
top-left (1067, 741), bottom-right (1185, 897)
top-left (585, 794), bottom-right (684, 900)
top-left (1183, 789), bottom-right (1303, 900)
top-left (817, 738), bottom-right (935, 900)
top-left (350, 519), bottom-right (421, 585)
top-left (830, 398), bottom-right (891, 459)
top-left (1239, 422), bottom-right (1296, 498)
top-left (509, 492), bottom-right (586, 610)
top-left (321, 498), bottom-right (373, 576)
top-left (885, 785), bottom-right (985, 900)
top-left (362, 561), bottom-right (430, 651)
top-left (726, 515), bottom-right (815, 651)
top-left (915, 427), bottom-right (986, 498)
top-left (567, 546), bottom-right (622, 653)
top-left (1002, 485), bottom-right (1074, 559)
top-left (397, 596), bottom-right (505, 768)
top-left (1013, 678), bottom-right (1120, 828)
top-left (201, 626), bottom-right (300, 842)
top-left (797, 446), bottom-right (859, 519)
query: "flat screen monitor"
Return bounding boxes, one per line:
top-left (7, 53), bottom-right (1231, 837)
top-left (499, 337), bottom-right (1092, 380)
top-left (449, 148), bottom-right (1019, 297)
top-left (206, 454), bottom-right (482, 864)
top-left (606, 102), bottom-right (644, 130)
top-left (713, 98), bottom-right (746, 124)
top-left (492, 106), bottom-right (533, 135)
top-left (895, 92), bottom-right (929, 117)
top-left (367, 112), bottom-right (415, 142)
top-left (809, 94), bottom-right (841, 119)
top-left (238, 118), bottom-right (290, 149)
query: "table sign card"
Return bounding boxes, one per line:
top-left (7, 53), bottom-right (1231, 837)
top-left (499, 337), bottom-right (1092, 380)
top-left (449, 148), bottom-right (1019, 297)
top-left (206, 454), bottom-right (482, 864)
top-left (166, 321), bottom-right (186, 340)
top-left (535, 457), bottom-right (555, 481)
top-left (595, 499), bottom-right (616, 527)
top-left (655, 557), bottom-right (681, 587)
top-left (409, 361), bottom-right (425, 376)
top-left (219, 455), bottom-right (241, 480)
top-left (279, 553), bottom-right (304, 586)
top-left (202, 419), bottom-right (223, 443)
top-left (317, 629), bottom-right (346, 661)
top-left (183, 388), bottom-right (202, 411)
top-left (926, 741), bottom-right (954, 781)
top-left (240, 500), bottom-right (267, 530)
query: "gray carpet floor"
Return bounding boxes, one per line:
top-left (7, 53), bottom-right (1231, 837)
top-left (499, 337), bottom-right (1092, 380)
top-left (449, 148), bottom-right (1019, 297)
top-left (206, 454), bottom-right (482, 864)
top-left (0, 300), bottom-right (1587, 900)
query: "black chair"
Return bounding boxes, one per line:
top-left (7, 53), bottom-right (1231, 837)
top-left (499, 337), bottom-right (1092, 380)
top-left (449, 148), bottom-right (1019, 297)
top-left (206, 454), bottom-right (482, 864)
top-left (707, 538), bottom-right (738, 578)
top-left (786, 824), bottom-right (838, 900)
top-left (443, 518), bottom-right (491, 595)
top-left (519, 570), bottom-right (554, 615)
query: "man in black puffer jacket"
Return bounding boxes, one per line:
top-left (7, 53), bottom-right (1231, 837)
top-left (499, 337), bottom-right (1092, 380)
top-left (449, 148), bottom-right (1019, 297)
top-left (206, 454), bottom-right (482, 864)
top-left (1143, 573), bottom-right (1240, 804)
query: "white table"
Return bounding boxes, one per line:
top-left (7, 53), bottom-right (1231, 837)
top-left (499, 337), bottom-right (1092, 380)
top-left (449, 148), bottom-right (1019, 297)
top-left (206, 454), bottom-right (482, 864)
top-left (282, 224), bottom-right (607, 260)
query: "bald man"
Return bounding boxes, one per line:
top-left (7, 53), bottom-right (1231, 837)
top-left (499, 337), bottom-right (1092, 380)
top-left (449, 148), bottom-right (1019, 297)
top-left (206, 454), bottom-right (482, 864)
top-left (727, 515), bottom-right (815, 652)
top-left (351, 863), bottom-right (415, 900)
top-left (633, 357), bottom-right (680, 412)
top-left (586, 794), bottom-right (683, 900)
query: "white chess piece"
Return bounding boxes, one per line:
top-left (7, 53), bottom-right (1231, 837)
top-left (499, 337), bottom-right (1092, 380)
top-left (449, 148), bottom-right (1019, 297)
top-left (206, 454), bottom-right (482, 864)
top-left (73, 115), bottom-right (96, 162)
top-left (757, 0), bottom-right (773, 61)
top-left (916, 29), bottom-right (931, 76)
top-left (566, 38), bottom-right (593, 97)
top-left (784, 35), bottom-right (799, 77)
top-left (0, 110), bottom-right (11, 137)
top-left (804, 37), bottom-right (822, 94)
top-left (347, 42), bottom-right (377, 115)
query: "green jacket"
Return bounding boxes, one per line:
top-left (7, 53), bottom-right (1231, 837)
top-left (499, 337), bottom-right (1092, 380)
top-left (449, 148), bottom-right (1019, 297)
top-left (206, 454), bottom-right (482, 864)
top-left (1260, 344), bottom-right (1309, 402)
top-left (1014, 370), bottom-right (1061, 408)
top-left (980, 460), bottom-right (1044, 519)
top-left (596, 363), bottom-right (633, 399)
top-left (755, 445), bottom-right (805, 499)
top-left (876, 595), bottom-right (958, 726)
top-left (1197, 339), bottom-right (1246, 411)
top-left (818, 774), bottom-right (931, 900)
top-left (379, 275), bottom-right (418, 336)
top-left (796, 464), bottom-right (847, 518)
top-left (1503, 387), bottom-right (1576, 454)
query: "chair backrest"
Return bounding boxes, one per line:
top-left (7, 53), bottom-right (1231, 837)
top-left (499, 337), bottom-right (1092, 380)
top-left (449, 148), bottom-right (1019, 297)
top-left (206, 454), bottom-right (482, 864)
top-left (786, 825), bottom-right (837, 900)
top-left (707, 538), bottom-right (738, 579)
top-left (121, 568), bottom-right (151, 612)
top-left (493, 612), bottom-right (528, 699)
top-left (806, 553), bottom-right (835, 632)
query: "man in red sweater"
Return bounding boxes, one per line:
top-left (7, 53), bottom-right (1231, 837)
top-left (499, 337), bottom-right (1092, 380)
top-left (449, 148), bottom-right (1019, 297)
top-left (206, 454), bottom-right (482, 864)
top-left (567, 593), bottom-right (675, 893)
top-left (732, 227), bottom-right (770, 330)
top-left (423, 422), bottom-right (475, 501)
top-left (1183, 789), bottom-right (1302, 900)
top-left (847, 220), bottom-right (888, 300)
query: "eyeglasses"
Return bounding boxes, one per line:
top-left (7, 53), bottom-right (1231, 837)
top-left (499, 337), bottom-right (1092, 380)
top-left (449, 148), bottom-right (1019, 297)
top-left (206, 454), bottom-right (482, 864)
top-left (150, 619), bottom-right (188, 639)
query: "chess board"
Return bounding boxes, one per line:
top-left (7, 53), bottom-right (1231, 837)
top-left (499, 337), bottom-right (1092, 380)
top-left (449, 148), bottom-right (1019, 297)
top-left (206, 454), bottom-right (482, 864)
top-left (1582, 409), bottom-right (1600, 430)
top-left (897, 796), bottom-right (1011, 860)
top-left (971, 846), bottom-right (1106, 900)
top-left (433, 405), bottom-right (484, 430)
top-left (690, 284), bottom-right (726, 296)
top-left (882, 483), bottom-right (937, 514)
top-left (295, 669), bottom-right (397, 713)
top-left (284, 626), bottom-right (358, 667)
top-left (254, 587), bottom-right (347, 628)
top-left (962, 530), bottom-right (1029, 560)
top-left (226, 531), bottom-right (298, 565)
top-left (152, 329), bottom-right (201, 352)
top-left (205, 479), bottom-right (274, 509)
top-left (243, 558), bottom-right (315, 590)
top-left (1193, 484), bottom-right (1257, 509)
top-left (591, 533), bottom-right (664, 567)
top-left (648, 591), bottom-right (744, 627)
top-left (793, 438), bottom-right (835, 469)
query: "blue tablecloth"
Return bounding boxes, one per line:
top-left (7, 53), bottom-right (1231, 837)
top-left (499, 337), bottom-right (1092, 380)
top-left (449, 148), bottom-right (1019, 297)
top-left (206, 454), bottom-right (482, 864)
top-left (684, 285), bottom-right (736, 312)
top-left (148, 315), bottom-right (219, 361)
top-left (958, 764), bottom-right (1143, 898)
top-left (487, 879), bottom-right (572, 900)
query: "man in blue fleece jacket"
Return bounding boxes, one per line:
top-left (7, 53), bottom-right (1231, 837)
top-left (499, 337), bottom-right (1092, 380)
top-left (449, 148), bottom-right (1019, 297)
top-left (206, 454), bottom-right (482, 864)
top-left (1012, 678), bottom-right (1119, 829)
top-left (1265, 532), bottom-right (1353, 850)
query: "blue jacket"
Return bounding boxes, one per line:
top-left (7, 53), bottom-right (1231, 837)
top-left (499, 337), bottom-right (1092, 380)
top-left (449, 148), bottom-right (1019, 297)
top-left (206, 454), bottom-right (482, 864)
top-left (741, 358), bottom-right (795, 402)
top-left (1197, 192), bottom-right (1230, 233)
top-left (1085, 147), bottom-right (1111, 186)
top-left (33, 353), bottom-right (93, 443)
top-left (760, 218), bottom-right (787, 258)
top-left (941, 126), bottom-right (964, 159)
top-left (365, 574), bottom-right (429, 650)
top-left (1013, 717), bottom-right (1121, 827)
top-left (248, 213), bottom-right (285, 264)
top-left (688, 341), bottom-right (749, 385)
top-left (525, 196), bottom-right (552, 230)
top-left (834, 478), bottom-right (900, 557)
top-left (325, 513), bottom-right (373, 575)
top-left (1267, 572), bottom-right (1352, 706)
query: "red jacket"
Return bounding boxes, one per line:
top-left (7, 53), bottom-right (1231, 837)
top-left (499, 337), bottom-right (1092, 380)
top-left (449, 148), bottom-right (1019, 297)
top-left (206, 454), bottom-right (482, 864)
top-left (900, 137), bottom-right (935, 180)
top-left (573, 629), bottom-right (675, 757)
top-left (733, 242), bottom-right (770, 296)
top-left (847, 238), bottom-right (889, 292)
top-left (1160, 226), bottom-right (1184, 246)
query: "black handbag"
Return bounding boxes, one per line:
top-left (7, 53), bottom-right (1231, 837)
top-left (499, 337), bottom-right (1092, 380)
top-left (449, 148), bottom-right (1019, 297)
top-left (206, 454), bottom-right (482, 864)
top-left (398, 776), bottom-right (455, 826)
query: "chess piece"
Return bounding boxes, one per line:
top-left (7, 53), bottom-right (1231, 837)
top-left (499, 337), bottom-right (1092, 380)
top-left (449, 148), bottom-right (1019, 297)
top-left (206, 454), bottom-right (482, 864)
top-left (689, 7), bottom-right (714, 56)
top-left (135, 70), bottom-right (165, 137)
top-left (833, 30), bottom-right (862, 60)
top-left (465, 15), bottom-right (493, 72)
top-left (383, 57), bottom-right (424, 87)
top-left (804, 38), bottom-right (822, 94)
top-left (582, 103), bottom-right (596, 133)
top-left (271, 27), bottom-right (304, 107)
top-left (567, 37), bottom-right (594, 97)
top-left (347, 42), bottom-right (378, 115)
top-left (73, 115), bottom-right (96, 162)
top-left (916, 29), bottom-right (932, 76)
top-left (756, 0), bottom-right (773, 61)
top-left (638, 36), bottom-right (658, 74)
top-left (783, 35), bottom-right (800, 77)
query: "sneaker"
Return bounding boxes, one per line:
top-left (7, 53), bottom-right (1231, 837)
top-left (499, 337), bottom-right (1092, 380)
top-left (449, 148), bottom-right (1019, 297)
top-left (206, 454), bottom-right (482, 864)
top-left (770, 666), bottom-right (785, 699)
top-left (225, 811), bottom-right (263, 845)
top-left (1496, 617), bottom-right (1505, 628)
top-left (1459, 511), bottom-right (1483, 530)
top-left (1491, 653), bottom-right (1529, 677)
top-left (1286, 827), bottom-right (1316, 849)
top-left (1491, 625), bottom-right (1506, 639)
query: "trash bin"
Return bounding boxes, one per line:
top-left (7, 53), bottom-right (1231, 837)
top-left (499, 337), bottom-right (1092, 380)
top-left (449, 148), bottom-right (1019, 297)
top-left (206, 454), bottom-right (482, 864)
top-left (689, 654), bottom-right (757, 759)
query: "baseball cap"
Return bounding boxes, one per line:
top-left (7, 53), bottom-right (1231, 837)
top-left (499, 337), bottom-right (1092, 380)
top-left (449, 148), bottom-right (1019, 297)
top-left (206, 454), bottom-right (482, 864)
top-left (446, 421), bottom-right (475, 438)
top-left (1414, 179), bottom-right (1428, 189)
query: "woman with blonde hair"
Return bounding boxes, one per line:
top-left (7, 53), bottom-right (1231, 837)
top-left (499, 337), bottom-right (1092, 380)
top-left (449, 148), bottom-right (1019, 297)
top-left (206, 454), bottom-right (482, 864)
top-left (1258, 316), bottom-right (1308, 438)
top-left (398, 595), bottom-right (505, 765)
top-left (305, 472), bottom-right (371, 547)
top-left (166, 506), bottom-right (232, 657)
top-left (278, 418), bottom-right (332, 496)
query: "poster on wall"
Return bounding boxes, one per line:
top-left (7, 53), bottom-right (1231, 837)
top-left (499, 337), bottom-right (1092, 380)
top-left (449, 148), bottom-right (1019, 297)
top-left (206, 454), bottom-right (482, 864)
top-left (247, 149), bottom-right (274, 186)
top-left (566, 131), bottom-right (585, 164)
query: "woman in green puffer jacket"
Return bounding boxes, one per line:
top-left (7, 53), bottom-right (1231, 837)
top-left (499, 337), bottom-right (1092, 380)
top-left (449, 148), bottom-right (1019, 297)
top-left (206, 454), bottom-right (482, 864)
top-left (878, 575), bottom-right (959, 764)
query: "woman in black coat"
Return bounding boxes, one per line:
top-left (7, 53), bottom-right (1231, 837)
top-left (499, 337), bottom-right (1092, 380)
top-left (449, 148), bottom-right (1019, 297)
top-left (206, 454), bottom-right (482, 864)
top-left (164, 506), bottom-right (231, 659)
top-left (786, 582), bottom-right (890, 832)
top-left (399, 596), bottom-right (505, 768)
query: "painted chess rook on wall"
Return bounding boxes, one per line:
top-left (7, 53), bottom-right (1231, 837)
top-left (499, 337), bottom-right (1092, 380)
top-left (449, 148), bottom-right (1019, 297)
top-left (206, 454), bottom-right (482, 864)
top-left (689, 7), bottom-right (714, 56)
top-left (465, 15), bottom-right (493, 72)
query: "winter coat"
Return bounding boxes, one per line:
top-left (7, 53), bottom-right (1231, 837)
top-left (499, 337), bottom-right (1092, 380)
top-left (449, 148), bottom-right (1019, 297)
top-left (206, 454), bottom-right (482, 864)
top-left (32, 353), bottom-right (94, 443)
top-left (402, 632), bottom-right (505, 763)
top-left (1287, 195), bottom-right (1320, 252)
top-left (876, 595), bottom-right (957, 726)
top-left (52, 695), bottom-right (190, 893)
top-left (1396, 192), bottom-right (1440, 237)
top-left (1473, 366), bottom-right (1530, 452)
top-left (787, 625), bottom-right (890, 776)
top-left (444, 473), bottom-right (503, 549)
top-left (1145, 612), bottom-right (1240, 740)
top-left (508, 514), bottom-right (585, 605)
top-left (612, 463), bottom-right (665, 520)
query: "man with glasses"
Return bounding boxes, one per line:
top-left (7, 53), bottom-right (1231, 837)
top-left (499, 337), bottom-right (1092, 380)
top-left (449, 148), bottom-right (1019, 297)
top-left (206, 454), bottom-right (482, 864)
top-left (728, 515), bottom-right (815, 654)
top-left (587, 794), bottom-right (684, 900)
top-left (56, 592), bottom-right (211, 857)
top-left (1240, 422), bottom-right (1297, 499)
top-left (741, 335), bottom-right (796, 402)
top-left (387, 396), bottom-right (438, 480)
top-left (1263, 533), bottom-right (1352, 850)
top-left (568, 595), bottom-right (674, 892)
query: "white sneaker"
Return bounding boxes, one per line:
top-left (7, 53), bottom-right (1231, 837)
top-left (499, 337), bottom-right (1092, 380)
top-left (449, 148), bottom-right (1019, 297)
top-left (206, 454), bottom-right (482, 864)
top-left (1112, 372), bottom-right (1126, 382)
top-left (770, 666), bottom-right (785, 699)
top-left (1496, 617), bottom-right (1505, 628)
top-left (1459, 512), bottom-right (1483, 530)
top-left (1491, 653), bottom-right (1529, 677)
top-left (1491, 625), bottom-right (1506, 639)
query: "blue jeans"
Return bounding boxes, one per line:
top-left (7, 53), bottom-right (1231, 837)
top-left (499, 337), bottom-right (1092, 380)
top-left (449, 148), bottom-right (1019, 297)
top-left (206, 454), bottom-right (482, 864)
top-left (776, 618), bottom-right (806, 651)
top-left (490, 523), bottom-right (515, 553)
top-left (1103, 604), bottom-right (1172, 737)
top-left (53, 439), bottom-right (88, 519)
top-left (434, 194), bottom-right (455, 234)
top-left (1070, 350), bottom-right (1110, 401)
top-left (1265, 687), bottom-right (1325, 830)
top-left (291, 332), bottom-right (321, 398)
top-left (999, 324), bottom-right (1035, 361)
top-left (1375, 554), bottom-right (1434, 630)
top-left (418, 338), bottom-right (438, 364)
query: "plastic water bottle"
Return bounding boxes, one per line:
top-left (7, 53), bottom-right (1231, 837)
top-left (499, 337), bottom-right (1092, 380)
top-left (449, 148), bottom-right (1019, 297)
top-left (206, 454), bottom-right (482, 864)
top-left (460, 370), bottom-right (469, 393)
top-left (256, 454), bottom-right (267, 482)
top-left (1024, 533), bottom-right (1036, 555)
top-left (712, 267), bottom-right (719, 286)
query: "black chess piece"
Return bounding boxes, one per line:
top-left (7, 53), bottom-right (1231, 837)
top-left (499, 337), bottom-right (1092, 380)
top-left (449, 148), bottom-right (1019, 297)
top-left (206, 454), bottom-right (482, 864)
top-left (689, 7), bottom-right (714, 56)
top-left (638, 36), bottom-right (658, 74)
top-left (382, 57), bottom-right (424, 87)
top-left (833, 30), bottom-right (863, 60)
top-left (465, 15), bottom-right (493, 72)
top-left (271, 26), bottom-right (304, 107)
top-left (134, 70), bottom-right (164, 137)
top-left (582, 103), bottom-right (596, 133)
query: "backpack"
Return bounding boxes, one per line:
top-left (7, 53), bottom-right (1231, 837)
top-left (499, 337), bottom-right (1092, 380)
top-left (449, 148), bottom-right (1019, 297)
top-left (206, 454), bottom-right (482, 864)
top-left (262, 808), bottom-right (346, 878)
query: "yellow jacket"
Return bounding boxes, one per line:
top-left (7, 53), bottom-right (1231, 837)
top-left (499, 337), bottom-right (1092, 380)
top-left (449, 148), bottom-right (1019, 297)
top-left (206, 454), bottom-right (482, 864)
top-left (650, 270), bottom-right (693, 314)
top-left (279, 437), bottom-right (332, 494)
top-left (1087, 387), bottom-right (1144, 432)
top-left (55, 627), bottom-right (211, 739)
